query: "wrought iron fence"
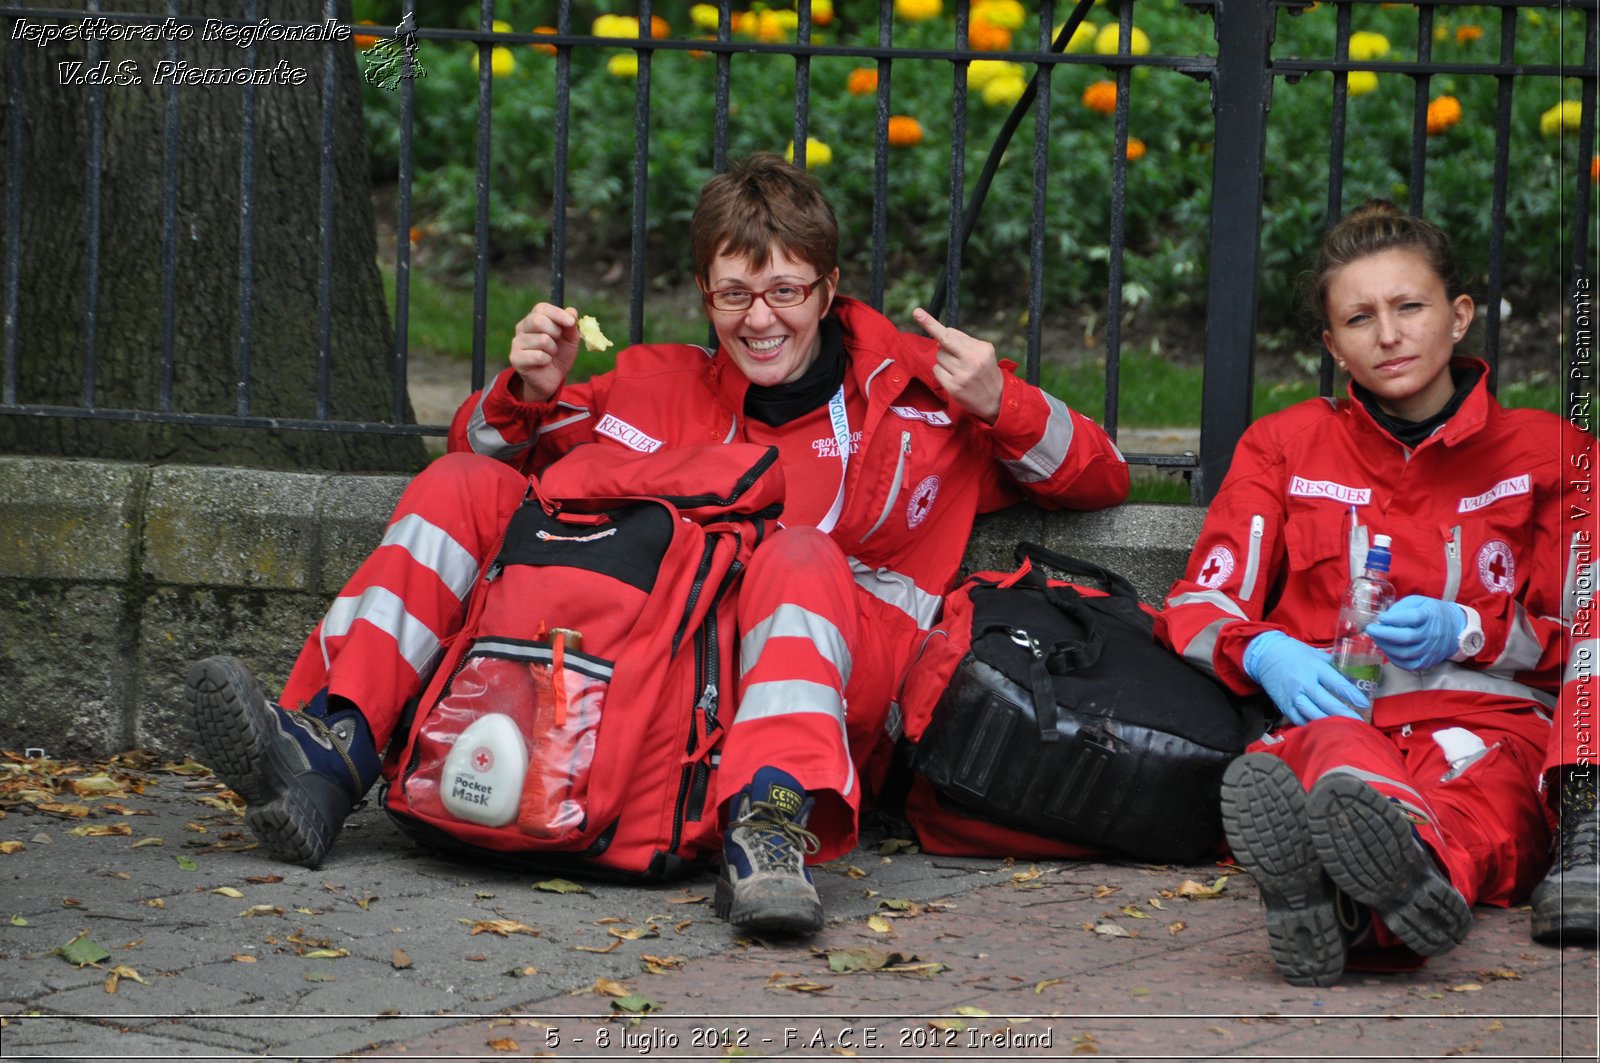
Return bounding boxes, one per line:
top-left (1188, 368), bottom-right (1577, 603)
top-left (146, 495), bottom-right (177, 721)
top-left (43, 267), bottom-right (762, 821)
top-left (1, 0), bottom-right (1594, 500)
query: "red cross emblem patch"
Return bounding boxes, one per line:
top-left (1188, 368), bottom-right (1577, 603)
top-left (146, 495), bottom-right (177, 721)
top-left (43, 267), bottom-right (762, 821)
top-left (1197, 545), bottom-right (1235, 589)
top-left (1477, 540), bottom-right (1515, 594)
top-left (471, 746), bottom-right (494, 772)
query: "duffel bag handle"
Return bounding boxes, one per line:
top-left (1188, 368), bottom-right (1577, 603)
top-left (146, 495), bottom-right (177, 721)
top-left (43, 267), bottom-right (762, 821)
top-left (1013, 541), bottom-right (1141, 604)
top-left (974, 584), bottom-right (1103, 744)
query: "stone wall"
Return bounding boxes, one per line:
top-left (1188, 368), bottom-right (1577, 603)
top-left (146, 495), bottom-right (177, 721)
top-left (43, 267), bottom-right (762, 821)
top-left (0, 455), bottom-right (1204, 758)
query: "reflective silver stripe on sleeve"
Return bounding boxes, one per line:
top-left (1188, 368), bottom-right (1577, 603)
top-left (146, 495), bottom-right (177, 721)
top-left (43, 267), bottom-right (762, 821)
top-left (1568, 639), bottom-right (1599, 686)
top-left (1375, 660), bottom-right (1556, 709)
top-left (1490, 602), bottom-right (1546, 673)
top-left (847, 557), bottom-right (943, 629)
top-left (1164, 589), bottom-right (1249, 621)
top-left (740, 604), bottom-right (852, 683)
top-left (319, 586), bottom-right (442, 678)
top-left (1175, 617), bottom-right (1230, 676)
top-left (466, 391), bottom-right (531, 459)
top-left (1565, 532), bottom-right (1592, 621)
top-left (999, 392), bottom-right (1076, 484)
top-left (533, 401), bottom-right (591, 440)
top-left (381, 514), bottom-right (479, 600)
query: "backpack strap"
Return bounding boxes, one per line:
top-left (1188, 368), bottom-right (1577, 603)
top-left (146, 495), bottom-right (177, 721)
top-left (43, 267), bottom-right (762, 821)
top-left (1013, 541), bottom-right (1140, 604)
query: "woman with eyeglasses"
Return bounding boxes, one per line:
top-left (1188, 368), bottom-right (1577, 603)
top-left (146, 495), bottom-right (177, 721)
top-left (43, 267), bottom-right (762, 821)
top-left (184, 153), bottom-right (1126, 931)
top-left (461, 153), bottom-right (1129, 931)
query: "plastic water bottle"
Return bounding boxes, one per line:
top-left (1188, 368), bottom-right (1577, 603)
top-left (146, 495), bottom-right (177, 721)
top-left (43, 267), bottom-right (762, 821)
top-left (1331, 533), bottom-right (1396, 717)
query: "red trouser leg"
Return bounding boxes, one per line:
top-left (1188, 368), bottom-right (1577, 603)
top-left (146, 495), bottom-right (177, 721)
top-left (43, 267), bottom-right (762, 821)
top-left (1251, 710), bottom-right (1551, 911)
top-left (721, 527), bottom-right (918, 862)
top-left (280, 453), bottom-right (529, 748)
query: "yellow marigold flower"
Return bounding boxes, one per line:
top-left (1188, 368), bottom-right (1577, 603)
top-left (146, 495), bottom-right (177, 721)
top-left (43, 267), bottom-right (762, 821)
top-left (967, 59), bottom-right (1023, 90)
top-left (981, 73), bottom-right (1027, 108)
top-left (894, 0), bottom-right (942, 21)
top-left (530, 26), bottom-right (558, 56)
top-left (812, 0), bottom-right (835, 27)
top-left (847, 67), bottom-right (879, 96)
top-left (607, 53), bottom-right (639, 78)
top-left (1455, 24), bottom-right (1483, 45)
top-left (1059, 21), bottom-right (1097, 52)
top-left (785, 137), bottom-right (833, 169)
top-left (757, 10), bottom-right (787, 42)
top-left (1426, 94), bottom-right (1462, 135)
top-left (1347, 31), bottom-right (1390, 61)
top-left (1347, 70), bottom-right (1379, 95)
top-left (975, 0), bottom-right (1026, 30)
top-left (1125, 136), bottom-right (1146, 161)
top-left (733, 11), bottom-right (758, 36)
top-left (887, 114), bottom-right (924, 147)
top-left (472, 46), bottom-right (516, 77)
top-left (969, 17), bottom-right (1012, 51)
top-left (1094, 23), bottom-right (1150, 55)
top-left (593, 14), bottom-right (668, 39)
top-left (1081, 79), bottom-right (1118, 115)
top-left (1541, 100), bottom-right (1584, 137)
top-left (492, 18), bottom-right (511, 33)
top-left (689, 3), bottom-right (721, 31)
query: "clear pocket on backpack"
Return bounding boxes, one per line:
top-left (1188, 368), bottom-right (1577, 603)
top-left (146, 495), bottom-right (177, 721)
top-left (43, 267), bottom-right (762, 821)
top-left (409, 635), bottom-right (610, 841)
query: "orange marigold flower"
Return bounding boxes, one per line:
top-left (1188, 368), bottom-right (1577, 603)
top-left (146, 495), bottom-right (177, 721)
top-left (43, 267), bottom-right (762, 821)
top-left (968, 16), bottom-right (1012, 51)
top-left (887, 115), bottom-right (924, 147)
top-left (651, 15), bottom-right (670, 38)
top-left (352, 20), bottom-right (381, 49)
top-left (733, 11), bottom-right (759, 36)
top-left (1455, 24), bottom-right (1483, 45)
top-left (530, 25), bottom-right (558, 56)
top-left (1593, 155), bottom-right (1600, 184)
top-left (811, 0), bottom-right (835, 27)
top-left (1082, 80), bottom-right (1117, 115)
top-left (847, 67), bottom-right (879, 96)
top-left (1426, 94), bottom-right (1462, 135)
top-left (1125, 136), bottom-right (1146, 161)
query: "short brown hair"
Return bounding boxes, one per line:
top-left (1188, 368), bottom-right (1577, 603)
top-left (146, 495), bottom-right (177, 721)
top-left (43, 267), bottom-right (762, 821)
top-left (690, 153), bottom-right (839, 285)
top-left (1310, 199), bottom-right (1464, 325)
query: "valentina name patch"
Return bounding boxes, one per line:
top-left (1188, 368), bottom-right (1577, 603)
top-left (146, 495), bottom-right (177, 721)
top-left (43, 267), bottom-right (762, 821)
top-left (1458, 474), bottom-right (1530, 514)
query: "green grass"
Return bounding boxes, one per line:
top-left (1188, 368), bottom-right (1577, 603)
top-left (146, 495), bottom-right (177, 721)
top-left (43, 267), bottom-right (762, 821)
top-left (386, 263), bottom-right (1563, 430)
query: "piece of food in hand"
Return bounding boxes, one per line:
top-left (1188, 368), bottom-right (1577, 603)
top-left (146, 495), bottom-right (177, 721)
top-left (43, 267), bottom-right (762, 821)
top-left (576, 315), bottom-right (613, 353)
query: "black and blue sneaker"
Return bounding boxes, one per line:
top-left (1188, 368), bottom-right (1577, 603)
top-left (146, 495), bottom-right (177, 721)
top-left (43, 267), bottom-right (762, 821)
top-left (185, 656), bottom-right (380, 869)
top-left (1307, 772), bottom-right (1473, 957)
top-left (715, 766), bottom-right (823, 935)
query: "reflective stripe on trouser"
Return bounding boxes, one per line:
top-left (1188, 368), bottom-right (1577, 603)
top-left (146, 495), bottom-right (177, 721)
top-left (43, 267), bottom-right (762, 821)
top-left (280, 453), bottom-right (530, 746)
top-left (722, 527), bottom-right (918, 863)
top-left (1248, 710), bottom-right (1551, 918)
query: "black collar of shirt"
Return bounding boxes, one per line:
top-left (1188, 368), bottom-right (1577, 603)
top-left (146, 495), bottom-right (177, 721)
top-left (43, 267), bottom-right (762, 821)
top-left (1352, 363), bottom-right (1482, 448)
top-left (742, 316), bottom-right (848, 427)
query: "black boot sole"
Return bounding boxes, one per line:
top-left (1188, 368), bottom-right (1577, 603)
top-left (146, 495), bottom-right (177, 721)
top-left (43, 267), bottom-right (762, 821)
top-left (714, 869), bottom-right (824, 935)
top-left (1308, 773), bottom-right (1472, 957)
top-left (185, 656), bottom-right (340, 869)
top-left (1221, 753), bottom-right (1345, 987)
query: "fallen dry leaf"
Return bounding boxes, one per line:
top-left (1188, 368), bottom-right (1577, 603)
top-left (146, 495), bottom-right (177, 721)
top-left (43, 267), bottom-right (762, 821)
top-left (68, 775), bottom-right (123, 797)
top-left (303, 948), bottom-right (350, 959)
top-left (641, 953), bottom-right (685, 974)
top-left (1035, 978), bottom-right (1063, 993)
top-left (232, 954), bottom-right (257, 963)
top-left (392, 948), bottom-right (412, 969)
top-left (486, 1036), bottom-right (520, 1052)
top-left (245, 874), bottom-right (283, 884)
top-left (1093, 922), bottom-right (1134, 938)
top-left (0, 841), bottom-right (23, 855)
top-left (1092, 884), bottom-right (1120, 899)
top-left (1175, 877), bottom-right (1228, 899)
top-left (130, 837), bottom-right (163, 848)
top-left (1168, 921), bottom-right (1187, 935)
top-left (37, 802), bottom-right (92, 819)
top-left (1119, 905), bottom-right (1151, 919)
top-left (574, 940), bottom-right (622, 954)
top-left (590, 977), bottom-right (632, 996)
top-left (239, 905), bottom-right (284, 918)
top-left (212, 887), bottom-right (245, 899)
top-left (666, 893), bottom-right (707, 904)
top-left (1477, 968), bottom-right (1521, 981)
top-left (462, 918), bottom-right (540, 938)
top-left (607, 925), bottom-right (659, 941)
top-left (867, 915), bottom-right (894, 934)
top-left (929, 1018), bottom-right (966, 1034)
top-left (1449, 983), bottom-right (1484, 993)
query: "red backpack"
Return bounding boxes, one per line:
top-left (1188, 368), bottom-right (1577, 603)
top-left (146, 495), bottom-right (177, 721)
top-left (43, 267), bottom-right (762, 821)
top-left (383, 443), bottom-right (783, 880)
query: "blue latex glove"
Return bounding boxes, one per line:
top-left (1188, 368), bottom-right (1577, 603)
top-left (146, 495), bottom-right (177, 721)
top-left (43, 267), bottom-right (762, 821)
top-left (1242, 630), bottom-right (1370, 726)
top-left (1365, 595), bottom-right (1466, 672)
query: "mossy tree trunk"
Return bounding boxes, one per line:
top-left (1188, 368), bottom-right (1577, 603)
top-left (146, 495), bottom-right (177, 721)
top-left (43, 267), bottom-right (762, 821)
top-left (0, 0), bottom-right (425, 471)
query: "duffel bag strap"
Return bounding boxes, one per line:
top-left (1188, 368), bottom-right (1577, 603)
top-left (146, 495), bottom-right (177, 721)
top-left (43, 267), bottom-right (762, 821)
top-left (973, 584), bottom-right (1102, 744)
top-left (1013, 541), bottom-right (1140, 604)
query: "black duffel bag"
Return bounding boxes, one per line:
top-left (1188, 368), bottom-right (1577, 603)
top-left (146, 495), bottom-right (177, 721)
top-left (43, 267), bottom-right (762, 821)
top-left (903, 542), bottom-right (1264, 863)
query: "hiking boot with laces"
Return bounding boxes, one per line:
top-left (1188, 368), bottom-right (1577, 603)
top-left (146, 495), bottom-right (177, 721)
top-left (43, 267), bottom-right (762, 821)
top-left (1221, 753), bottom-right (1347, 986)
top-left (1307, 773), bottom-right (1472, 957)
top-left (1532, 768), bottom-right (1599, 945)
top-left (185, 655), bottom-right (380, 869)
top-left (715, 766), bottom-right (823, 934)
